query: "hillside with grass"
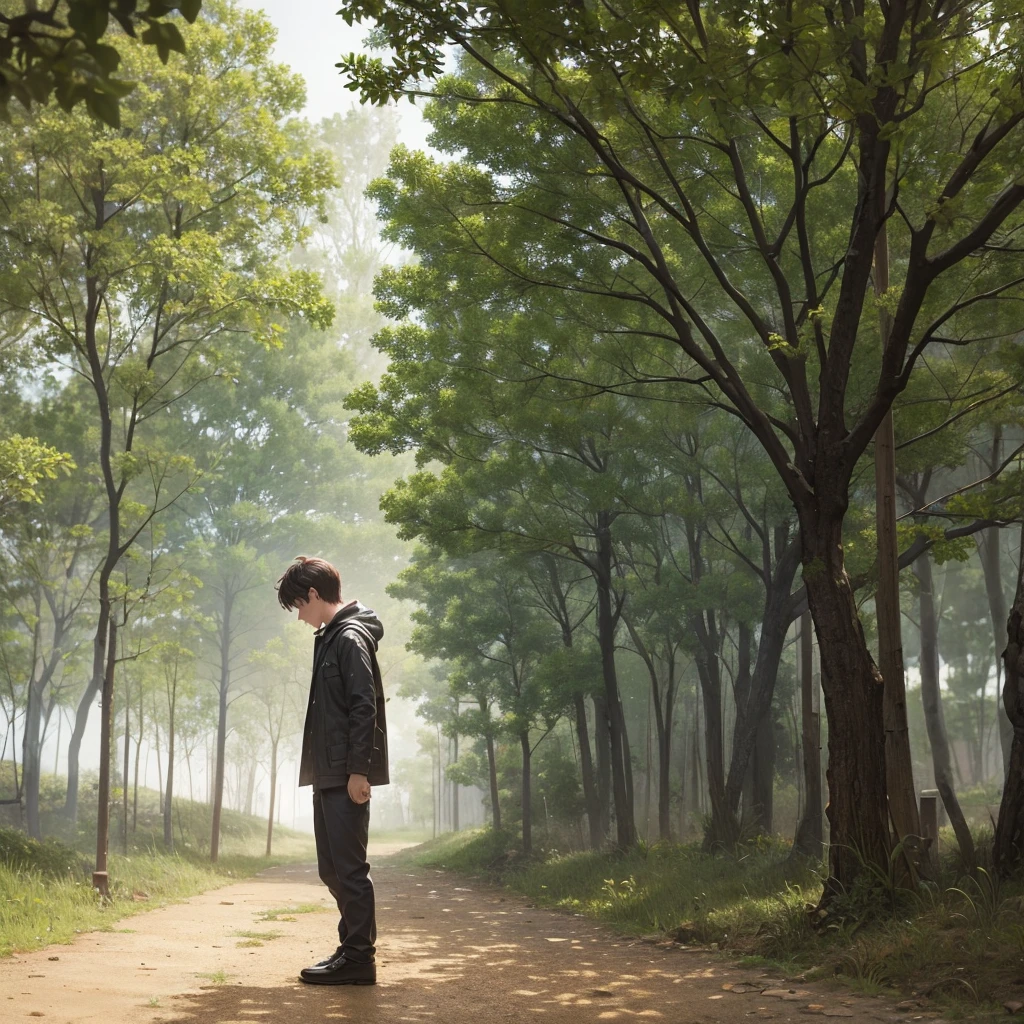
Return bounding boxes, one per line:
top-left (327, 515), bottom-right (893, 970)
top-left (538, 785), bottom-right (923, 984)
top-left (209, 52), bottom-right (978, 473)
top-left (0, 761), bottom-right (317, 958)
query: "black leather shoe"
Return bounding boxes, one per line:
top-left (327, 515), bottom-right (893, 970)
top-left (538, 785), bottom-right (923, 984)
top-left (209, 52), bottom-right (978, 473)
top-left (299, 956), bottom-right (376, 985)
top-left (305, 947), bottom-right (345, 971)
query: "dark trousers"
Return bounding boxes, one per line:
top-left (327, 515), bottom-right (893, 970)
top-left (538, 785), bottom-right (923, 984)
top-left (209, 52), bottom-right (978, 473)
top-left (312, 786), bottom-right (375, 963)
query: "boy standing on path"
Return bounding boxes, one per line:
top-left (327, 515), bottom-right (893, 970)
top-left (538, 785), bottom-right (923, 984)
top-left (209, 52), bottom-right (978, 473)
top-left (276, 556), bottom-right (389, 986)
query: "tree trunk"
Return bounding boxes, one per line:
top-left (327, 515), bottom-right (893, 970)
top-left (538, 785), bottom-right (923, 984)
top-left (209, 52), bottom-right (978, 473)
top-left (452, 731), bottom-right (459, 832)
top-left (915, 553), bottom-right (976, 872)
top-left (22, 669), bottom-right (43, 840)
top-left (519, 730), bottom-right (532, 855)
top-left (752, 712), bottom-right (775, 832)
top-left (94, 617), bottom-right (118, 894)
top-left (244, 760), bottom-right (256, 817)
top-left (210, 592), bottom-right (233, 863)
top-left (485, 731), bottom-right (501, 831)
top-left (595, 510), bottom-right (634, 848)
top-left (978, 521), bottom-right (1013, 776)
top-left (696, 614), bottom-right (736, 849)
top-left (64, 677), bottom-right (100, 823)
top-left (724, 539), bottom-right (800, 826)
top-left (800, 511), bottom-right (889, 905)
top-left (978, 427), bottom-right (1012, 775)
top-left (792, 611), bottom-right (825, 862)
top-left (266, 738), bottom-right (278, 857)
top-left (994, 523), bottom-right (1024, 878)
top-left (657, 674), bottom-right (676, 842)
top-left (164, 719), bottom-right (175, 851)
top-left (573, 692), bottom-right (603, 848)
top-left (132, 690), bottom-right (143, 834)
top-left (122, 681), bottom-right (131, 854)
top-left (873, 230), bottom-right (921, 855)
top-left (592, 693), bottom-right (611, 836)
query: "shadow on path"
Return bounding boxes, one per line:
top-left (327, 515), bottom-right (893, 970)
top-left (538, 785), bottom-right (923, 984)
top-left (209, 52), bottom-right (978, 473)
top-left (158, 862), bottom-right (895, 1024)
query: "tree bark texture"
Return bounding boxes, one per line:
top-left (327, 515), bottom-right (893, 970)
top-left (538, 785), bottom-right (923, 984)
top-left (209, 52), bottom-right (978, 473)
top-left (485, 731), bottom-right (501, 831)
top-left (592, 693), bottom-right (611, 837)
top-left (978, 519), bottom-right (1013, 775)
top-left (873, 230), bottom-right (921, 853)
top-left (94, 617), bottom-right (117, 893)
top-left (799, 511), bottom-right (890, 900)
top-left (792, 610), bottom-right (824, 859)
top-left (573, 692), bottom-right (603, 848)
top-left (914, 553), bottom-right (975, 872)
top-left (695, 610), bottom-right (736, 849)
top-left (519, 730), bottom-right (532, 855)
top-left (595, 510), bottom-right (634, 848)
top-left (994, 524), bottom-right (1024, 878)
top-left (210, 592), bottom-right (233, 863)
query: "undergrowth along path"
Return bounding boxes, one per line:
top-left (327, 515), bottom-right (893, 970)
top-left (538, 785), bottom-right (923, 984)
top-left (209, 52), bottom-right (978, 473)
top-left (0, 844), bottom-right (933, 1024)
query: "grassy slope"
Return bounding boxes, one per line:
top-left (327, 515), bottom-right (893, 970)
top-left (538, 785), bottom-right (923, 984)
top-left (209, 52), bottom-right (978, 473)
top-left (0, 773), bottom-right (319, 957)
top-left (395, 827), bottom-right (1024, 1017)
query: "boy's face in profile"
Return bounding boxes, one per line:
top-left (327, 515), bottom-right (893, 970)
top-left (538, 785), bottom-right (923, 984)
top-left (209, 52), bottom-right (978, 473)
top-left (294, 588), bottom-right (328, 629)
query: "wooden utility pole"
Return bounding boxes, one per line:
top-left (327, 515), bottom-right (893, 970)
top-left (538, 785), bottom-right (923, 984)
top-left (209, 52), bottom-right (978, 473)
top-left (873, 228), bottom-right (922, 853)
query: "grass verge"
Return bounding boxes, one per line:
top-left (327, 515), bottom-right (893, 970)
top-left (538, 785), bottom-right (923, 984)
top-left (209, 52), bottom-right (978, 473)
top-left (392, 826), bottom-right (1024, 1017)
top-left (0, 781), bottom-right (318, 958)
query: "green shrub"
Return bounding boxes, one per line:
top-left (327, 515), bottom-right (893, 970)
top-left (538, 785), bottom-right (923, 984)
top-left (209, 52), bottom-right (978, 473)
top-left (0, 827), bottom-right (89, 878)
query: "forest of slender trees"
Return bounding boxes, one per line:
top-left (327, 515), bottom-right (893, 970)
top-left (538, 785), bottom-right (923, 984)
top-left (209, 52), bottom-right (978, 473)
top-left (2, 0), bottom-right (1024, 932)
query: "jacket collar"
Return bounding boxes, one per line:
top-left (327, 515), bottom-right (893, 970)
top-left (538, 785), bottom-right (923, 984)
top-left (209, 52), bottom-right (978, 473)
top-left (315, 601), bottom-right (360, 642)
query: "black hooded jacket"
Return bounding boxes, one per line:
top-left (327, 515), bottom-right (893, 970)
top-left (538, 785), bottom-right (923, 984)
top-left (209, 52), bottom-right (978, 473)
top-left (299, 602), bottom-right (390, 790)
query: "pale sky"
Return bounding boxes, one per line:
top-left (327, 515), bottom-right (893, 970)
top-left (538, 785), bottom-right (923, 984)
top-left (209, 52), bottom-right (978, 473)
top-left (238, 0), bottom-right (433, 150)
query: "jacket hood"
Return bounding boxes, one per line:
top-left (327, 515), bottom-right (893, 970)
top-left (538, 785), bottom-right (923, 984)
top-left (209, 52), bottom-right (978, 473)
top-left (323, 601), bottom-right (383, 650)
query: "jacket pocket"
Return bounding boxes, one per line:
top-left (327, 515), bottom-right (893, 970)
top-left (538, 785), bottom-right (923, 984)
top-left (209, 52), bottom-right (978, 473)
top-left (328, 741), bottom-right (349, 766)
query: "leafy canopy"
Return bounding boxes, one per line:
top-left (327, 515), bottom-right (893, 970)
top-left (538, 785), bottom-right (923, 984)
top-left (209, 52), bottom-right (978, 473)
top-left (1, 0), bottom-right (203, 127)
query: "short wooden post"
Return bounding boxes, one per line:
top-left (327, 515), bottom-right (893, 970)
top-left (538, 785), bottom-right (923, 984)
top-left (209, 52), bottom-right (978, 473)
top-left (919, 790), bottom-right (939, 842)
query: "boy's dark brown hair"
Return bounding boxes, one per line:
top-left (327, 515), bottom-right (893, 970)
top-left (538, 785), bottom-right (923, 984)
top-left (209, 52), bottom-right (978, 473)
top-left (276, 556), bottom-right (342, 610)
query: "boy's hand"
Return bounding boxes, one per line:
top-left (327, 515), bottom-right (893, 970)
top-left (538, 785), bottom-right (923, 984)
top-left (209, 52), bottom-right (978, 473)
top-left (348, 773), bottom-right (371, 804)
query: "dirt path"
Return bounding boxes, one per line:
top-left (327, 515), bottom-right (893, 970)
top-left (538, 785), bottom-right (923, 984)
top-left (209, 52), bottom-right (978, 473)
top-left (1, 845), bottom-right (923, 1024)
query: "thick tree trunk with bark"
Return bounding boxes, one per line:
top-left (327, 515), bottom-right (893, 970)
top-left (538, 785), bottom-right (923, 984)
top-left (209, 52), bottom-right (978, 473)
top-left (914, 554), bottom-right (976, 872)
top-left (800, 512), bottom-right (889, 901)
top-left (994, 524), bottom-right (1024, 878)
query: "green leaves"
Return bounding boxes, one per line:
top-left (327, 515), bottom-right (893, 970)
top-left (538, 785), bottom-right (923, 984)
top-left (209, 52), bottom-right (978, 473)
top-left (140, 20), bottom-right (187, 63)
top-left (0, 435), bottom-right (76, 510)
top-left (0, 1), bottom-right (204, 128)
